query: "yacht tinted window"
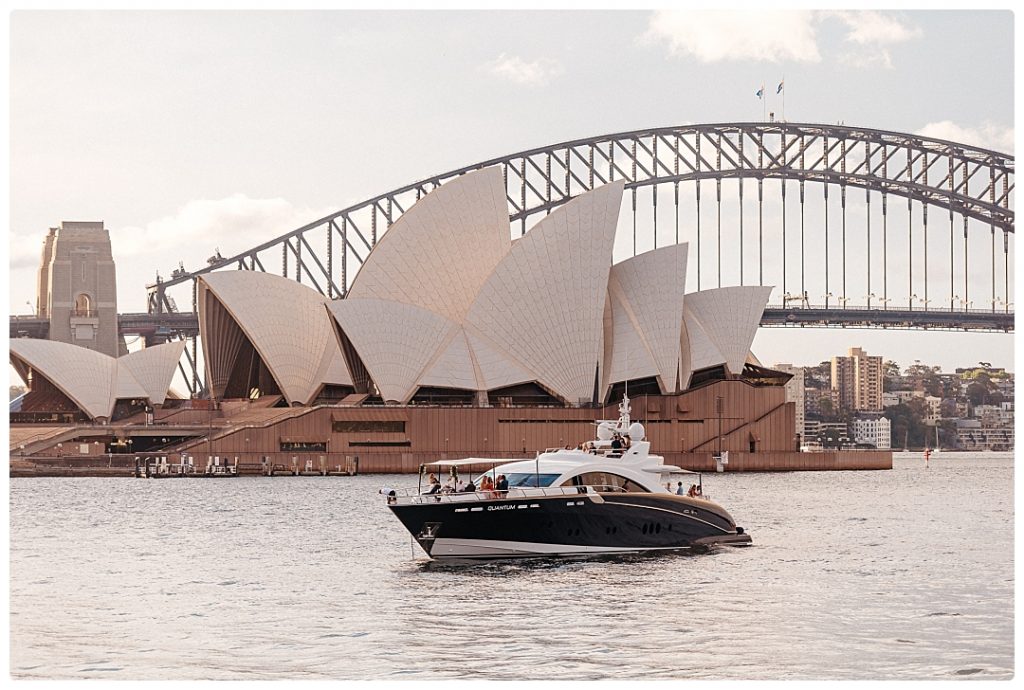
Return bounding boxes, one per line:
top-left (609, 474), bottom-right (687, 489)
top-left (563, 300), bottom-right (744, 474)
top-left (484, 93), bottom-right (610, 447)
top-left (560, 472), bottom-right (649, 493)
top-left (505, 473), bottom-right (561, 487)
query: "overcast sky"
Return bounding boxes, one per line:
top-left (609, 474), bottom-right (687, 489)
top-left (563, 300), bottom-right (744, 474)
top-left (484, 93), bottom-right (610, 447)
top-left (7, 9), bottom-right (1016, 372)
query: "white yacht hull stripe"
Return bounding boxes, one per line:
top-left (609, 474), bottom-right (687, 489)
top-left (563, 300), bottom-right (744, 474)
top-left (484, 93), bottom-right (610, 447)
top-left (429, 537), bottom-right (691, 559)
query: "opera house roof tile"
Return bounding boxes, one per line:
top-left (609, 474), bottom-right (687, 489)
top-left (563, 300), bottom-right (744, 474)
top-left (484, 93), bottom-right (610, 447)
top-left (199, 270), bottom-right (351, 405)
top-left (327, 298), bottom-right (458, 404)
top-left (10, 338), bottom-right (186, 420)
top-left (684, 286), bottom-right (772, 376)
top-left (118, 340), bottom-right (187, 406)
top-left (346, 166), bottom-right (511, 323)
top-left (184, 172), bottom-right (772, 407)
top-left (606, 243), bottom-right (689, 392)
top-left (418, 329), bottom-right (479, 392)
top-left (464, 180), bottom-right (624, 402)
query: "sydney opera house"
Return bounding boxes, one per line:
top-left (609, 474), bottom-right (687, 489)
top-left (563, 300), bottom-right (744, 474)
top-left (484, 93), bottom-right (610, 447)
top-left (11, 167), bottom-right (890, 473)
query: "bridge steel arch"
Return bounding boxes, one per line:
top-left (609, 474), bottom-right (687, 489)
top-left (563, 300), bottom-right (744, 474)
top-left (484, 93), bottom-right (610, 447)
top-left (144, 122), bottom-right (1014, 396)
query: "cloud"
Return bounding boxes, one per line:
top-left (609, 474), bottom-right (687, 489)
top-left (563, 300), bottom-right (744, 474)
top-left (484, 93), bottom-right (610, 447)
top-left (481, 53), bottom-right (564, 86)
top-left (833, 10), bottom-right (921, 46)
top-left (111, 194), bottom-right (334, 264)
top-left (643, 10), bottom-right (921, 67)
top-left (831, 10), bottom-right (920, 68)
top-left (9, 194), bottom-right (336, 311)
top-left (915, 121), bottom-right (1015, 153)
top-left (9, 235), bottom-right (44, 271)
top-left (642, 10), bottom-right (822, 63)
top-left (8, 194), bottom-right (339, 314)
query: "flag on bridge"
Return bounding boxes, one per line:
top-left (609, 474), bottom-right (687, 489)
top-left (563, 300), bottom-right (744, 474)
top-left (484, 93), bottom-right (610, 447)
top-left (756, 84), bottom-right (764, 99)
top-left (777, 80), bottom-right (784, 94)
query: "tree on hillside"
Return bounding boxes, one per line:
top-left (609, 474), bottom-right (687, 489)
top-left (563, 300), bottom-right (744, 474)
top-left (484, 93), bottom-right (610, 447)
top-left (883, 360), bottom-right (903, 390)
top-left (887, 398), bottom-right (930, 449)
top-left (905, 362), bottom-right (942, 396)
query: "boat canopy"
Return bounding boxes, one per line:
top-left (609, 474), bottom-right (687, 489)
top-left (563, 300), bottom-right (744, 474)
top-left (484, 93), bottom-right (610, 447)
top-left (642, 465), bottom-right (698, 474)
top-left (418, 458), bottom-right (523, 471)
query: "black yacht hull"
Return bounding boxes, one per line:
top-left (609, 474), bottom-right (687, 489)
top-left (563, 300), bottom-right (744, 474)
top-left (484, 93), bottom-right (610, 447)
top-left (388, 492), bottom-right (752, 561)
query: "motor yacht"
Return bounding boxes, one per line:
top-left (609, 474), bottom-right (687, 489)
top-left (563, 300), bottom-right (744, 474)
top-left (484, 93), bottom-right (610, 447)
top-left (385, 396), bottom-right (752, 561)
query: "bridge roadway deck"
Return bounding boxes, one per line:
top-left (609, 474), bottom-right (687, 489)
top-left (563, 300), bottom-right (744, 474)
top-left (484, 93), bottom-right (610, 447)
top-left (9, 306), bottom-right (1015, 341)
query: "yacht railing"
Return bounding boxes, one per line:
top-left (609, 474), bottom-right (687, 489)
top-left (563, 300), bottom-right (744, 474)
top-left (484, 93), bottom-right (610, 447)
top-left (388, 484), bottom-right (634, 505)
top-left (542, 447), bottom-right (630, 459)
top-left (382, 483), bottom-right (709, 506)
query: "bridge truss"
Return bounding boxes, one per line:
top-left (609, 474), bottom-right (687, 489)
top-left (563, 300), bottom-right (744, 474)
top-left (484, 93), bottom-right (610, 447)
top-left (141, 122), bottom-right (1013, 396)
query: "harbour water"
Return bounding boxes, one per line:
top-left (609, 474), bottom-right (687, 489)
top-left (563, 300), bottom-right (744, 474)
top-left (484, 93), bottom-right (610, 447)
top-left (8, 452), bottom-right (1014, 680)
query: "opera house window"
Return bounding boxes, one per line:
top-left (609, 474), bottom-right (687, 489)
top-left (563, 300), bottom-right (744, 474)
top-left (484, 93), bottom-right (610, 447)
top-left (280, 441), bottom-right (327, 452)
top-left (332, 420), bottom-right (405, 434)
top-left (73, 293), bottom-right (92, 317)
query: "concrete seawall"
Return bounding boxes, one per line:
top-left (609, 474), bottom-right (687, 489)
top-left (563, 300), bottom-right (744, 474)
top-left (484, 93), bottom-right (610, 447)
top-left (9, 449), bottom-right (892, 477)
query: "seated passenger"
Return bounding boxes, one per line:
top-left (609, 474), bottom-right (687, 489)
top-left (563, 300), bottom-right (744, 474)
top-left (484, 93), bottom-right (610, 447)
top-left (456, 478), bottom-right (466, 493)
top-left (687, 484), bottom-right (698, 498)
top-left (611, 434), bottom-right (623, 451)
top-left (496, 474), bottom-right (509, 495)
top-left (623, 435), bottom-right (632, 450)
top-left (675, 481), bottom-right (686, 495)
top-left (479, 475), bottom-right (495, 498)
top-left (425, 473), bottom-right (442, 495)
top-left (464, 479), bottom-right (476, 492)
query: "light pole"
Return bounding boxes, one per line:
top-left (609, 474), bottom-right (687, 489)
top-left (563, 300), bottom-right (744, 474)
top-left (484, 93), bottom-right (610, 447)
top-left (714, 396), bottom-right (724, 459)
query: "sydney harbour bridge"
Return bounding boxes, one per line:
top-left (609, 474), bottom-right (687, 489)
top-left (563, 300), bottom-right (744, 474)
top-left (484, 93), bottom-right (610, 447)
top-left (12, 122), bottom-right (1015, 396)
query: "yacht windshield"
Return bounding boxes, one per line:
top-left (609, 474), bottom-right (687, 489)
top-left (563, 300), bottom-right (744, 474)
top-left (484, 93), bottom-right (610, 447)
top-left (504, 473), bottom-right (561, 487)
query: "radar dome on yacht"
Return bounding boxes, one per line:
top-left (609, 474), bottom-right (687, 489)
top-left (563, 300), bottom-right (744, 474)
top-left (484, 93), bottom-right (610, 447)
top-left (596, 422), bottom-right (615, 441)
top-left (627, 422), bottom-right (645, 440)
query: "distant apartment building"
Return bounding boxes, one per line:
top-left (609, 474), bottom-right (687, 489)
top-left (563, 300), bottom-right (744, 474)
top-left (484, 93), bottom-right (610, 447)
top-left (805, 420), bottom-right (851, 448)
top-left (772, 363), bottom-right (805, 438)
top-left (805, 387), bottom-right (840, 416)
top-left (973, 403), bottom-right (1014, 427)
top-left (35, 221), bottom-right (122, 357)
top-left (882, 390), bottom-right (941, 423)
top-left (851, 416), bottom-right (892, 449)
top-left (882, 390), bottom-right (917, 407)
top-left (831, 347), bottom-right (884, 412)
top-left (956, 419), bottom-right (1014, 451)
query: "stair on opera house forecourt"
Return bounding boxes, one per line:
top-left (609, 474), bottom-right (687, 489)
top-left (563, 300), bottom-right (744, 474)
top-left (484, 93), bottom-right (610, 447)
top-left (9, 426), bottom-right (76, 454)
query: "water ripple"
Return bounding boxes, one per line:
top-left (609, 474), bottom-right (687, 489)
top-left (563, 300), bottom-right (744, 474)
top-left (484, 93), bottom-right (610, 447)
top-left (9, 452), bottom-right (1014, 680)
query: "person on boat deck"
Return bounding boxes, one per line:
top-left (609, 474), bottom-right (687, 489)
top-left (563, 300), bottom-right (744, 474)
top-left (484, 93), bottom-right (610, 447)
top-left (479, 475), bottom-right (495, 497)
top-left (425, 473), bottom-right (442, 495)
top-left (456, 477), bottom-right (466, 493)
top-left (611, 434), bottom-right (623, 451)
top-left (496, 474), bottom-right (509, 494)
top-left (464, 478), bottom-right (476, 492)
top-left (441, 477), bottom-right (456, 494)
top-left (676, 481), bottom-right (686, 495)
top-left (687, 484), bottom-right (698, 498)
top-left (622, 434), bottom-right (632, 450)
